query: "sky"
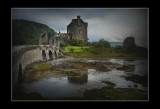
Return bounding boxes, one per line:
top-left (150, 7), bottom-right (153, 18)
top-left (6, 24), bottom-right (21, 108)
top-left (12, 8), bottom-right (149, 48)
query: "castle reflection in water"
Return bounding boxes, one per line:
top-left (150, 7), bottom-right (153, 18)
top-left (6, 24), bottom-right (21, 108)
top-left (67, 70), bottom-right (88, 85)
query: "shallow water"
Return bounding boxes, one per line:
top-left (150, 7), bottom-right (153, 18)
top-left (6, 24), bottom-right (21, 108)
top-left (19, 58), bottom-right (148, 98)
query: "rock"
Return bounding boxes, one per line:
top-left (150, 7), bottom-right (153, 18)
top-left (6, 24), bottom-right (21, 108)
top-left (101, 80), bottom-right (116, 87)
top-left (116, 65), bottom-right (135, 72)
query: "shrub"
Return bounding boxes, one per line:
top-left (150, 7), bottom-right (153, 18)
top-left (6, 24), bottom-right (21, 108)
top-left (91, 39), bottom-right (111, 48)
top-left (42, 41), bottom-right (47, 45)
top-left (69, 38), bottom-right (87, 46)
top-left (60, 43), bottom-right (65, 47)
top-left (85, 48), bottom-right (89, 51)
top-left (89, 47), bottom-right (99, 54)
top-left (69, 48), bottom-right (74, 52)
top-left (58, 52), bottom-right (62, 56)
top-left (115, 45), bottom-right (123, 50)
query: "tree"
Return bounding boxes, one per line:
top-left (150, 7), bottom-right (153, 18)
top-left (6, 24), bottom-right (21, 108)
top-left (71, 38), bottom-right (78, 46)
top-left (70, 38), bottom-right (86, 46)
top-left (12, 19), bottom-right (55, 45)
top-left (60, 43), bottom-right (65, 47)
top-left (78, 39), bottom-right (83, 46)
top-left (91, 39), bottom-right (110, 48)
top-left (98, 39), bottom-right (111, 48)
top-left (83, 40), bottom-right (87, 46)
top-left (115, 45), bottom-right (123, 50)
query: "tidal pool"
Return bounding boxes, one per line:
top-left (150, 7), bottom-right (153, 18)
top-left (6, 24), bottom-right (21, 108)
top-left (18, 58), bottom-right (148, 99)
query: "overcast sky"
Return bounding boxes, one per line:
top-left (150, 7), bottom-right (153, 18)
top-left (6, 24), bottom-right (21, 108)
top-left (12, 8), bottom-right (148, 48)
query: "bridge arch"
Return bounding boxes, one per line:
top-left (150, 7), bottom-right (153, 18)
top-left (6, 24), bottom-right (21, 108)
top-left (49, 50), bottom-right (53, 60)
top-left (42, 50), bottom-right (47, 60)
top-left (55, 51), bottom-right (57, 58)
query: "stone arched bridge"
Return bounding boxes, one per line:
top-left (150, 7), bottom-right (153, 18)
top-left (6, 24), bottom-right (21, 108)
top-left (12, 45), bottom-right (59, 91)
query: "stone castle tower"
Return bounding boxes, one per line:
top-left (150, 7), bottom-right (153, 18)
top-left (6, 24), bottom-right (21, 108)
top-left (67, 16), bottom-right (88, 42)
top-left (39, 15), bottom-right (88, 46)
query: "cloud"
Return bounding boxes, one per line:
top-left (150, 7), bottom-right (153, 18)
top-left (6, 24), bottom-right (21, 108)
top-left (84, 9), bottom-right (148, 48)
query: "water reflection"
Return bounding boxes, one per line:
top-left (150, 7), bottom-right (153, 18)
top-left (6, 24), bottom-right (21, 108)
top-left (67, 69), bottom-right (88, 85)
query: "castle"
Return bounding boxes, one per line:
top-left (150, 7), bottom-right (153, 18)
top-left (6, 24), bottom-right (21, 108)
top-left (39, 16), bottom-right (88, 46)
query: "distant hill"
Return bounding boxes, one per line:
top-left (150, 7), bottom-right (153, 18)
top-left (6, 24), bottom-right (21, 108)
top-left (12, 19), bottom-right (55, 45)
top-left (110, 42), bottom-right (123, 47)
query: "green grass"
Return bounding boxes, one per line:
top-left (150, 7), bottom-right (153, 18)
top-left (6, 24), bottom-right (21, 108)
top-left (64, 46), bottom-right (148, 58)
top-left (65, 45), bottom-right (89, 52)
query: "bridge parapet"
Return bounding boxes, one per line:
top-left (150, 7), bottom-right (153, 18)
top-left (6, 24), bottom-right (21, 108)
top-left (12, 45), bottom-right (39, 53)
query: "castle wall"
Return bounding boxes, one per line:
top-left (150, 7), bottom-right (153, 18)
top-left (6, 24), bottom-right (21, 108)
top-left (39, 32), bottom-right (50, 45)
top-left (53, 33), bottom-right (70, 46)
top-left (67, 16), bottom-right (88, 42)
top-left (67, 26), bottom-right (87, 41)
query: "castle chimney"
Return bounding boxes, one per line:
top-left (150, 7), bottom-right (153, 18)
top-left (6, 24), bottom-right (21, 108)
top-left (77, 16), bottom-right (80, 26)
